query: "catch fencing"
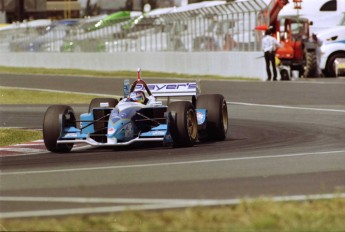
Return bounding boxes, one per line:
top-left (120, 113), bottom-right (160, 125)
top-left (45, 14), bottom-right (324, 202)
top-left (0, 0), bottom-right (269, 53)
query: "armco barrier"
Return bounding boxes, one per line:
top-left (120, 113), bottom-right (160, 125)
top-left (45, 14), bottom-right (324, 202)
top-left (0, 51), bottom-right (266, 80)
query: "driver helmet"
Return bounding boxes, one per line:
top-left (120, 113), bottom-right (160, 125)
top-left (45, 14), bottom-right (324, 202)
top-left (129, 91), bottom-right (145, 104)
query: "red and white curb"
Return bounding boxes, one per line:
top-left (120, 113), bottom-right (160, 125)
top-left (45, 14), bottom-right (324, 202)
top-left (0, 141), bottom-right (90, 157)
top-left (0, 140), bottom-right (48, 156)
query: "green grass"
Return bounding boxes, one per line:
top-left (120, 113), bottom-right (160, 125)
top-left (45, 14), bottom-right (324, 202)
top-left (0, 128), bottom-right (42, 146)
top-left (0, 87), bottom-right (105, 104)
top-left (0, 66), bottom-right (254, 81)
top-left (0, 88), bottom-right (100, 146)
top-left (1, 198), bottom-right (344, 231)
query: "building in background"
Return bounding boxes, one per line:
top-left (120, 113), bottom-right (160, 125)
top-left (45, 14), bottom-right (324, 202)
top-left (0, 0), bottom-right (233, 23)
top-left (85, 0), bottom-right (182, 15)
top-left (66, 0), bottom-right (200, 17)
top-left (0, 0), bottom-right (80, 23)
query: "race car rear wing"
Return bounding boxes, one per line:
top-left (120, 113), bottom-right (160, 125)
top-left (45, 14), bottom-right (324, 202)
top-left (135, 82), bottom-right (198, 97)
top-left (123, 69), bottom-right (200, 98)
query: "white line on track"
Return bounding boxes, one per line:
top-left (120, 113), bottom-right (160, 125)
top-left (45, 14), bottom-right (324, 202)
top-left (1, 193), bottom-right (344, 219)
top-left (0, 196), bottom-right (183, 204)
top-left (1, 149), bottom-right (345, 176)
top-left (228, 101), bottom-right (345, 113)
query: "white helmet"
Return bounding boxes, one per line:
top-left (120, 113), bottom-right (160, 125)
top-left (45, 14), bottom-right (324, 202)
top-left (129, 91), bottom-right (145, 104)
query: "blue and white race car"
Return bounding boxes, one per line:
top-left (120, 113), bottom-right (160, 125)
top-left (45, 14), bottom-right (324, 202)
top-left (43, 70), bottom-right (228, 153)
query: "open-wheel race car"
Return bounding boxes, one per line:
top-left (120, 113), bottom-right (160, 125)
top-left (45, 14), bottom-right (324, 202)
top-left (43, 69), bottom-right (228, 153)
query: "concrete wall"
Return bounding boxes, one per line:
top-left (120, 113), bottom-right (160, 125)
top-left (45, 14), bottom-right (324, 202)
top-left (0, 51), bottom-right (266, 80)
top-left (0, 12), bottom-right (6, 23)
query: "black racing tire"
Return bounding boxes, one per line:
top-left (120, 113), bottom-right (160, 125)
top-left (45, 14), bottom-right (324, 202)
top-left (280, 69), bottom-right (290, 81)
top-left (304, 51), bottom-right (318, 78)
top-left (167, 101), bottom-right (198, 147)
top-left (324, 52), bottom-right (345, 77)
top-left (43, 105), bottom-right (76, 153)
top-left (196, 94), bottom-right (228, 141)
top-left (88, 98), bottom-right (118, 112)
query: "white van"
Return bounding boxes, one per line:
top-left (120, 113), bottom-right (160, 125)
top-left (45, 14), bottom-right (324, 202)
top-left (317, 16), bottom-right (345, 77)
top-left (279, 0), bottom-right (345, 34)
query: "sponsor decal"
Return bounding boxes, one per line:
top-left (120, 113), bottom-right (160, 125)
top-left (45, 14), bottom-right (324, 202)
top-left (135, 83), bottom-right (196, 92)
top-left (100, 102), bottom-right (109, 107)
top-left (124, 123), bottom-right (133, 138)
top-left (108, 127), bottom-right (115, 135)
top-left (111, 109), bottom-right (121, 123)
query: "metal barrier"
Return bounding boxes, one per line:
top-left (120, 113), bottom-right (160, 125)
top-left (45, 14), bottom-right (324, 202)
top-left (0, 0), bottom-right (268, 53)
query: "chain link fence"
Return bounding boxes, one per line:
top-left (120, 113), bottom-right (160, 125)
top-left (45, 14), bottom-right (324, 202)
top-left (0, 0), bottom-right (269, 53)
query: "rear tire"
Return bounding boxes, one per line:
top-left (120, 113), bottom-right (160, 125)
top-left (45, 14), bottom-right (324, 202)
top-left (280, 69), bottom-right (290, 81)
top-left (196, 94), bottom-right (228, 141)
top-left (43, 105), bottom-right (76, 153)
top-left (168, 101), bottom-right (198, 147)
top-left (304, 51), bottom-right (318, 78)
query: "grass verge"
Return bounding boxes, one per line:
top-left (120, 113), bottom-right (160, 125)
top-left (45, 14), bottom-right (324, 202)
top-left (0, 87), bottom-right (104, 104)
top-left (0, 128), bottom-right (42, 146)
top-left (0, 66), bottom-right (253, 80)
top-left (0, 88), bottom-right (98, 146)
top-left (0, 198), bottom-right (344, 231)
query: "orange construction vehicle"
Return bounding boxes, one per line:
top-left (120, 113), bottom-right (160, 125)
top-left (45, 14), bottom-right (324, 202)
top-left (257, 0), bottom-right (319, 79)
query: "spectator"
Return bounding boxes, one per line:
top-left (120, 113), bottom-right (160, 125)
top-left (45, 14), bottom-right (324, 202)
top-left (223, 34), bottom-right (237, 51)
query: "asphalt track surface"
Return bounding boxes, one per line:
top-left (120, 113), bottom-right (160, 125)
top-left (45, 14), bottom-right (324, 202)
top-left (0, 73), bottom-right (345, 218)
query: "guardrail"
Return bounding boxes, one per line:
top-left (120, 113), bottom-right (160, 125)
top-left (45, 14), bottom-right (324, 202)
top-left (0, 0), bottom-right (268, 53)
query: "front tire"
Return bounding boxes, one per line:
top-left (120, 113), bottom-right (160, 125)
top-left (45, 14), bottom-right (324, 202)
top-left (43, 105), bottom-right (76, 153)
top-left (168, 101), bottom-right (198, 147)
top-left (304, 51), bottom-right (318, 78)
top-left (324, 52), bottom-right (345, 77)
top-left (196, 94), bottom-right (228, 141)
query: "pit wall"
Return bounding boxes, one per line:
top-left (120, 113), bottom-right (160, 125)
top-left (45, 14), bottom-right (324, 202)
top-left (0, 51), bottom-right (266, 80)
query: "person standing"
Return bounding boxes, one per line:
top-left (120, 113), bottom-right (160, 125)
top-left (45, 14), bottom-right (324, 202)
top-left (262, 29), bottom-right (282, 81)
top-left (223, 34), bottom-right (237, 51)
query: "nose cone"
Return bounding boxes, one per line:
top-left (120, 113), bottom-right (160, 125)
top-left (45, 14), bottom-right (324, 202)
top-left (108, 119), bottom-right (134, 142)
